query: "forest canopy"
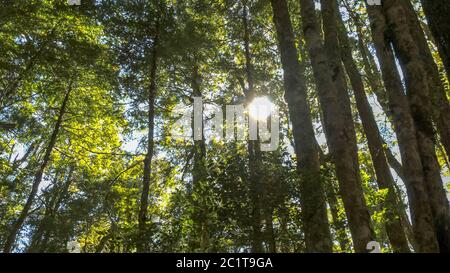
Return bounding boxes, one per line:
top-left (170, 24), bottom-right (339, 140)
top-left (0, 0), bottom-right (449, 253)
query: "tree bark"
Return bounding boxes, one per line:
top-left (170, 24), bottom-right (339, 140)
top-left (299, 0), bottom-right (375, 252)
top-left (190, 64), bottom-right (210, 252)
top-left (137, 25), bottom-right (159, 253)
top-left (336, 5), bottom-right (410, 252)
top-left (3, 81), bottom-right (73, 253)
top-left (366, 2), bottom-right (439, 252)
top-left (401, 0), bottom-right (450, 161)
top-left (242, 0), bottom-right (264, 253)
top-left (323, 170), bottom-right (351, 252)
top-left (348, 9), bottom-right (393, 121)
top-left (270, 0), bottom-right (332, 253)
top-left (28, 167), bottom-right (74, 252)
top-left (382, 0), bottom-right (450, 253)
top-left (420, 0), bottom-right (450, 81)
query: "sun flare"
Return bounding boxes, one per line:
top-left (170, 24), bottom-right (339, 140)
top-left (248, 96), bottom-right (274, 121)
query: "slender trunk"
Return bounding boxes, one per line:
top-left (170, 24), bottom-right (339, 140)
top-left (190, 64), bottom-right (209, 252)
top-left (270, 0), bottom-right (332, 253)
top-left (401, 0), bottom-right (450, 160)
top-left (264, 207), bottom-right (276, 253)
top-left (345, 8), bottom-right (394, 122)
top-left (320, 0), bottom-right (353, 128)
top-left (383, 0), bottom-right (450, 252)
top-left (137, 26), bottom-right (159, 253)
top-left (299, 0), bottom-right (375, 252)
top-left (347, 11), bottom-right (408, 188)
top-left (420, 0), bottom-right (450, 81)
top-left (95, 222), bottom-right (117, 253)
top-left (392, 183), bottom-right (418, 250)
top-left (242, 0), bottom-right (264, 253)
top-left (28, 167), bottom-right (74, 252)
top-left (337, 7), bottom-right (410, 252)
top-left (384, 145), bottom-right (405, 182)
top-left (3, 82), bottom-right (72, 253)
top-left (324, 174), bottom-right (351, 252)
top-left (366, 3), bottom-right (439, 252)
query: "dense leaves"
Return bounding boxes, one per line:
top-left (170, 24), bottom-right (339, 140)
top-left (0, 0), bottom-right (449, 253)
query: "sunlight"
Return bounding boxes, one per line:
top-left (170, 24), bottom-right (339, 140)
top-left (248, 96), bottom-right (275, 121)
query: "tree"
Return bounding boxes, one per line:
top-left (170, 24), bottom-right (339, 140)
top-left (336, 1), bottom-right (410, 252)
top-left (299, 0), bottom-right (375, 252)
top-left (420, 0), bottom-right (450, 81)
top-left (366, 2), bottom-right (439, 252)
top-left (270, 0), bottom-right (332, 253)
top-left (382, 0), bottom-right (450, 252)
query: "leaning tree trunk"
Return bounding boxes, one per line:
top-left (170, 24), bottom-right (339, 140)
top-left (347, 9), bottom-right (393, 122)
top-left (270, 0), bottom-right (332, 253)
top-left (336, 5), bottom-right (410, 252)
top-left (382, 0), bottom-right (450, 253)
top-left (3, 82), bottom-right (73, 253)
top-left (366, 2), bottom-right (439, 253)
top-left (137, 27), bottom-right (159, 253)
top-left (401, 0), bottom-right (450, 161)
top-left (299, 0), bottom-right (375, 253)
top-left (323, 166), bottom-right (351, 252)
top-left (28, 166), bottom-right (74, 253)
top-left (347, 16), bottom-right (407, 182)
top-left (420, 0), bottom-right (450, 82)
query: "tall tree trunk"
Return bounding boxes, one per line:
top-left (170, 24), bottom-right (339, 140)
top-left (270, 0), bottom-right (332, 253)
top-left (3, 82), bottom-right (72, 253)
top-left (336, 6), bottom-right (410, 252)
top-left (299, 0), bottom-right (375, 252)
top-left (366, 2), bottom-right (439, 252)
top-left (347, 9), bottom-right (393, 121)
top-left (420, 0), bottom-right (450, 81)
top-left (190, 64), bottom-right (209, 252)
top-left (242, 0), bottom-right (263, 253)
top-left (323, 171), bottom-right (351, 252)
top-left (383, 145), bottom-right (405, 182)
top-left (401, 0), bottom-right (450, 160)
top-left (346, 13), bottom-right (407, 183)
top-left (264, 206), bottom-right (276, 253)
top-left (28, 167), bottom-right (74, 252)
top-left (382, 0), bottom-right (450, 253)
top-left (137, 26), bottom-right (159, 253)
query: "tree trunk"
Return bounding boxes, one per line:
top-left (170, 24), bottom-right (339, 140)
top-left (337, 6), bottom-right (410, 252)
top-left (3, 82), bottom-right (72, 253)
top-left (350, 10), bottom-right (393, 122)
top-left (382, 0), bottom-right (450, 253)
top-left (242, 0), bottom-right (263, 253)
top-left (190, 64), bottom-right (210, 252)
top-left (270, 0), bottom-right (332, 253)
top-left (366, 2), bottom-right (439, 252)
top-left (299, 0), bottom-right (375, 252)
top-left (324, 171), bottom-right (351, 252)
top-left (420, 0), bottom-right (450, 81)
top-left (137, 26), bottom-right (159, 253)
top-left (402, 0), bottom-right (450, 161)
top-left (28, 167), bottom-right (74, 252)
top-left (384, 145), bottom-right (405, 182)
top-left (264, 206), bottom-right (276, 253)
